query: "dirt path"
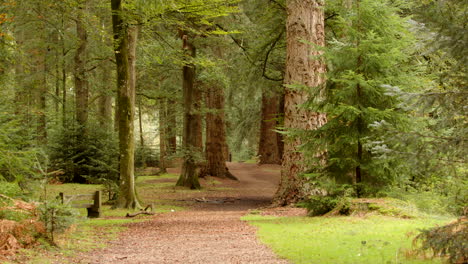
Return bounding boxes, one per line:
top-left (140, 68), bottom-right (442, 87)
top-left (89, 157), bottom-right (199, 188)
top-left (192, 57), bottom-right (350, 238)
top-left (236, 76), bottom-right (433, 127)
top-left (77, 163), bottom-right (290, 264)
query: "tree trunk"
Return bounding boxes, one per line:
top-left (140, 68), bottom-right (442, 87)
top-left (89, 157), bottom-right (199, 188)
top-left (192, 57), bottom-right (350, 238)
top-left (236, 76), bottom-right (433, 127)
top-left (273, 0), bottom-right (327, 206)
top-left (159, 98), bottom-right (168, 173)
top-left (176, 33), bottom-right (202, 189)
top-left (73, 3), bottom-right (89, 183)
top-left (112, 0), bottom-right (141, 209)
top-left (166, 99), bottom-right (177, 155)
top-left (98, 63), bottom-right (113, 128)
top-left (61, 15), bottom-right (67, 127)
top-left (138, 99), bottom-right (144, 147)
top-left (74, 3), bottom-right (88, 132)
top-left (258, 89), bottom-right (283, 164)
top-left (36, 46), bottom-right (47, 143)
top-left (202, 84), bottom-right (237, 180)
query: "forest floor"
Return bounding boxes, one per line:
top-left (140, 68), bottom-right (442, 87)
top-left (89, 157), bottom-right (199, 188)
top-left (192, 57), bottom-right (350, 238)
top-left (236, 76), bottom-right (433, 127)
top-left (70, 162), bottom-right (298, 264)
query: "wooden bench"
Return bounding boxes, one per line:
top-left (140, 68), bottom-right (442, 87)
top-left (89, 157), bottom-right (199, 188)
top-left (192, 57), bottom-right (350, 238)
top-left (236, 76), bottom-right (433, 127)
top-left (59, 191), bottom-right (101, 218)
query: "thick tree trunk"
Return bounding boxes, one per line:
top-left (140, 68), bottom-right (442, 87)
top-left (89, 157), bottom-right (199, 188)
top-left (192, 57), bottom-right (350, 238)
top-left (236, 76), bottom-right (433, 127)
top-left (273, 0), bottom-right (327, 206)
top-left (202, 84), bottom-right (237, 180)
top-left (112, 0), bottom-right (141, 209)
top-left (176, 33), bottom-right (202, 189)
top-left (258, 90), bottom-right (283, 164)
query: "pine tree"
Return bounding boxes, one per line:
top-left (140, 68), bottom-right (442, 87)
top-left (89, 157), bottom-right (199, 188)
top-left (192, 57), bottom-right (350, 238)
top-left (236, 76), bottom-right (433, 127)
top-left (301, 0), bottom-right (417, 195)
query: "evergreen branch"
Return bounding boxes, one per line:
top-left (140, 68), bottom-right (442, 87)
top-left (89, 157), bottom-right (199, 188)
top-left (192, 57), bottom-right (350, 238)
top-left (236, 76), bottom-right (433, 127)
top-left (391, 150), bottom-right (466, 164)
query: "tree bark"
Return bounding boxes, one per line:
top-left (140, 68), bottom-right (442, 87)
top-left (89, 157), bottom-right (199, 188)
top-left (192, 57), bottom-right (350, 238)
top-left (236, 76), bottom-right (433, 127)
top-left (273, 0), bottom-right (327, 206)
top-left (112, 0), bottom-right (141, 209)
top-left (73, 2), bottom-right (89, 183)
top-left (74, 3), bottom-right (88, 133)
top-left (166, 99), bottom-right (177, 155)
top-left (98, 63), bottom-right (113, 128)
top-left (138, 99), bottom-right (144, 147)
top-left (159, 98), bottom-right (168, 173)
top-left (202, 84), bottom-right (237, 180)
top-left (61, 15), bottom-right (67, 127)
top-left (258, 89), bottom-right (283, 164)
top-left (36, 45), bottom-right (48, 143)
top-left (176, 33), bottom-right (202, 189)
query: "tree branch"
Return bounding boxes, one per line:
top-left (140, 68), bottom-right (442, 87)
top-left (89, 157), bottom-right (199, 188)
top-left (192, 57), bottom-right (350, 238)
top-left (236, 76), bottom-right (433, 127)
top-left (261, 30), bottom-right (285, 82)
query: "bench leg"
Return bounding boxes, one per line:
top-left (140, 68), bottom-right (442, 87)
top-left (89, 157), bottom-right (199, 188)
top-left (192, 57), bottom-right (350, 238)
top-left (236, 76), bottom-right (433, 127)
top-left (87, 207), bottom-right (101, 218)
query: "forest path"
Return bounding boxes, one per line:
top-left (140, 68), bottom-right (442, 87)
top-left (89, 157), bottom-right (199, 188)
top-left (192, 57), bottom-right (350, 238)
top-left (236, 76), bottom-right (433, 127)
top-left (76, 163), bottom-right (290, 264)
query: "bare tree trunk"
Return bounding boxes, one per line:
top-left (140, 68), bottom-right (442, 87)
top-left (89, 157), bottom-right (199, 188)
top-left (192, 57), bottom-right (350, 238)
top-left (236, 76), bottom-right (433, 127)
top-left (74, 2), bottom-right (88, 132)
top-left (98, 63), bottom-right (113, 128)
top-left (159, 98), bottom-right (168, 173)
top-left (61, 15), bottom-right (67, 127)
top-left (166, 99), bottom-right (177, 154)
top-left (202, 84), bottom-right (237, 180)
top-left (258, 89), bottom-right (283, 164)
top-left (36, 44), bottom-right (48, 143)
top-left (176, 33), bottom-right (201, 189)
top-left (73, 2), bottom-right (89, 183)
top-left (54, 32), bottom-right (60, 117)
top-left (273, 0), bottom-right (327, 206)
top-left (138, 99), bottom-right (144, 147)
top-left (112, 0), bottom-right (141, 209)
top-left (201, 45), bottom-right (235, 179)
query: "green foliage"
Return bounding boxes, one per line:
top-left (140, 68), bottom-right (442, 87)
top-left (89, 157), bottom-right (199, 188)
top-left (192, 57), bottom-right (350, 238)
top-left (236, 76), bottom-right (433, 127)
top-left (0, 182), bottom-right (23, 197)
top-left (0, 198), bottom-right (31, 222)
top-left (415, 219), bottom-right (467, 264)
top-left (300, 0), bottom-right (419, 195)
top-left (0, 98), bottom-right (41, 193)
top-left (135, 144), bottom-right (159, 168)
top-left (364, 0), bottom-right (467, 215)
top-left (48, 122), bottom-right (119, 184)
top-left (38, 199), bottom-right (79, 242)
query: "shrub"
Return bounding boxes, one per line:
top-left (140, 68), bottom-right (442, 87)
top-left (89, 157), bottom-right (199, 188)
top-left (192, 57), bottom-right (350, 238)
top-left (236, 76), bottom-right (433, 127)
top-left (135, 144), bottom-right (159, 168)
top-left (38, 199), bottom-right (79, 242)
top-left (0, 182), bottom-right (22, 197)
top-left (48, 123), bottom-right (118, 184)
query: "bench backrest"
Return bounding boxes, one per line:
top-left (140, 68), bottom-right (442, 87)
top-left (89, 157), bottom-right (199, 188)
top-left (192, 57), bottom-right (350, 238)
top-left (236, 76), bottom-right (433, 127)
top-left (59, 191), bottom-right (101, 218)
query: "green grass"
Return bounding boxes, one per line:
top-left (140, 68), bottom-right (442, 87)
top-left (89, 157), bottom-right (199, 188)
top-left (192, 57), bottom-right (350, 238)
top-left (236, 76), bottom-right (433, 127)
top-left (243, 214), bottom-right (452, 264)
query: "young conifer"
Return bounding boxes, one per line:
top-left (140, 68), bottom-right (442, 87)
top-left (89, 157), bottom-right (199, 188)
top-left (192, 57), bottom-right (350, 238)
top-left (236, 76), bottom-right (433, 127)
top-left (301, 0), bottom-right (417, 195)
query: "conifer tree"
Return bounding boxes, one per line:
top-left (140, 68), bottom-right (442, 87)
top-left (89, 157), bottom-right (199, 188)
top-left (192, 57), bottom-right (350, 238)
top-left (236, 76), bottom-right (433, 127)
top-left (301, 0), bottom-right (416, 195)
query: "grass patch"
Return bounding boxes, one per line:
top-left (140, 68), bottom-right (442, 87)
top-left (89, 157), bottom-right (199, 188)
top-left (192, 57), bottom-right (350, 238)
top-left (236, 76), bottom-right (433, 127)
top-left (243, 214), bottom-right (452, 264)
top-left (37, 183), bottom-right (104, 201)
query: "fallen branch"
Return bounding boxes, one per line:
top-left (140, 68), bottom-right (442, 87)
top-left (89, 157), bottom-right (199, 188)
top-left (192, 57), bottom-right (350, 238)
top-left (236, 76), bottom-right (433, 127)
top-left (125, 211), bottom-right (155, 218)
top-left (125, 204), bottom-right (155, 217)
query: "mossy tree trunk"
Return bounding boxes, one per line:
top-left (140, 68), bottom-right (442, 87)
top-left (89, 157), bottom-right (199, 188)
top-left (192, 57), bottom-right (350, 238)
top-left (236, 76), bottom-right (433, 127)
top-left (176, 32), bottom-right (202, 189)
top-left (112, 0), bottom-right (141, 209)
top-left (273, 0), bottom-right (327, 206)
